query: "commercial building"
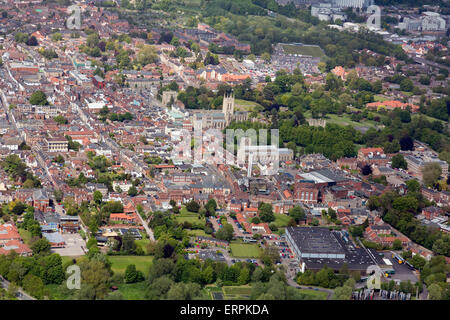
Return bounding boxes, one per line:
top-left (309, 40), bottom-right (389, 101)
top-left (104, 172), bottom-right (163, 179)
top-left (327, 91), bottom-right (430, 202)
top-left (45, 136), bottom-right (69, 153)
top-left (286, 227), bottom-right (346, 259)
top-left (286, 226), bottom-right (383, 273)
top-left (404, 154), bottom-right (448, 180)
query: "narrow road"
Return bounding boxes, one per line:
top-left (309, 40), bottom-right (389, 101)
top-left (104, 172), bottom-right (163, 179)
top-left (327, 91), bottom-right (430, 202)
top-left (0, 276), bottom-right (35, 300)
top-left (137, 212), bottom-right (155, 241)
top-left (286, 276), bottom-right (334, 300)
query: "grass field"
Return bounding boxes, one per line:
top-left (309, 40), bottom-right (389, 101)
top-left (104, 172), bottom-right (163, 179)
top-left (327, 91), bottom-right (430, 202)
top-left (188, 229), bottom-right (209, 237)
top-left (304, 111), bottom-right (380, 129)
top-left (281, 44), bottom-right (326, 59)
top-left (176, 207), bottom-right (206, 226)
top-left (235, 99), bottom-right (264, 112)
top-left (18, 228), bottom-right (32, 245)
top-left (60, 255), bottom-right (84, 266)
top-left (107, 256), bottom-right (154, 275)
top-left (223, 285), bottom-right (252, 300)
top-left (115, 282), bottom-right (148, 300)
top-left (230, 243), bottom-right (261, 258)
top-left (274, 213), bottom-right (291, 228)
top-left (297, 289), bottom-right (328, 300)
top-left (374, 95), bottom-right (389, 102)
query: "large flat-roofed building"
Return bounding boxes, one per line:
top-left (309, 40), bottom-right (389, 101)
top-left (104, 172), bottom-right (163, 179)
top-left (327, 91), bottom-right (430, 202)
top-left (404, 154), bottom-right (448, 180)
top-left (286, 226), bottom-right (383, 273)
top-left (286, 227), bottom-right (346, 259)
top-left (45, 136), bottom-right (69, 153)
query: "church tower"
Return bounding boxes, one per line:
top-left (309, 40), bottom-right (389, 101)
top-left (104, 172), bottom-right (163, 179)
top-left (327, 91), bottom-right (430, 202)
top-left (222, 92), bottom-right (235, 125)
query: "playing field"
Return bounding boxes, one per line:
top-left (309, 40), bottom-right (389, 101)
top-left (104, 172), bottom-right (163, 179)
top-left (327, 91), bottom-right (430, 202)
top-left (281, 44), bottom-right (326, 59)
top-left (230, 243), bottom-right (261, 258)
top-left (108, 256), bottom-right (154, 275)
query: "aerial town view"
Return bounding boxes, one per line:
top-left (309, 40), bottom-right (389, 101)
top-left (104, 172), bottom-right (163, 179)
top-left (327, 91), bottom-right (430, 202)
top-left (0, 0), bottom-right (448, 306)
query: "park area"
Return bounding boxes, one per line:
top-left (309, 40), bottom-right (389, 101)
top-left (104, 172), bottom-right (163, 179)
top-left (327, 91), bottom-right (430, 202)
top-left (235, 99), bottom-right (264, 112)
top-left (59, 255), bottom-right (153, 275)
top-left (274, 213), bottom-right (291, 228)
top-left (175, 207), bottom-right (206, 227)
top-left (107, 256), bottom-right (154, 275)
top-left (206, 285), bottom-right (328, 300)
top-left (230, 243), bottom-right (261, 258)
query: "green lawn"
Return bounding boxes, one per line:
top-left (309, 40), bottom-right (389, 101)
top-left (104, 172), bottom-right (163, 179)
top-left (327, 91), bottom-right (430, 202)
top-left (230, 243), bottom-right (261, 258)
top-left (18, 228), bottom-right (32, 245)
top-left (176, 207), bottom-right (206, 226)
top-left (188, 229), bottom-right (209, 237)
top-left (116, 282), bottom-right (148, 300)
top-left (60, 255), bottom-right (84, 266)
top-left (374, 95), bottom-right (389, 102)
top-left (297, 289), bottom-right (328, 300)
top-left (235, 99), bottom-right (263, 112)
top-left (304, 111), bottom-right (381, 129)
top-left (274, 213), bottom-right (291, 228)
top-left (107, 256), bottom-right (154, 275)
top-left (175, 215), bottom-right (206, 226)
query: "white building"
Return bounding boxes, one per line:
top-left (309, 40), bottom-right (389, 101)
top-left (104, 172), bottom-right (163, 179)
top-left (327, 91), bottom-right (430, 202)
top-left (421, 12), bottom-right (446, 31)
top-left (333, 0), bottom-right (373, 9)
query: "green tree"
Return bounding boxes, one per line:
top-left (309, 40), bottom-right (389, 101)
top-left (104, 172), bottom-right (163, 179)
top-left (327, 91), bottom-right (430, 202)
top-left (215, 224), bottom-right (234, 242)
top-left (422, 163), bottom-right (442, 187)
top-left (289, 205), bottom-right (305, 223)
top-left (186, 200), bottom-right (200, 213)
top-left (406, 179), bottom-right (421, 193)
top-left (127, 185), bottom-right (138, 197)
top-left (93, 190), bottom-right (103, 205)
top-left (29, 91), bottom-right (48, 105)
top-left (40, 254), bottom-right (65, 285)
top-left (392, 239), bottom-right (403, 250)
top-left (427, 283), bottom-right (443, 300)
top-left (22, 274), bottom-right (45, 299)
top-left (31, 238), bottom-right (51, 256)
top-left (258, 203), bottom-right (275, 223)
top-left (124, 264), bottom-right (144, 283)
top-left (391, 154), bottom-right (407, 170)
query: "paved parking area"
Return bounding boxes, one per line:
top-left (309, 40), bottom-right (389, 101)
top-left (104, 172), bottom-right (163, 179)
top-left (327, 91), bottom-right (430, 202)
top-left (51, 233), bottom-right (86, 257)
top-left (382, 252), bottom-right (419, 283)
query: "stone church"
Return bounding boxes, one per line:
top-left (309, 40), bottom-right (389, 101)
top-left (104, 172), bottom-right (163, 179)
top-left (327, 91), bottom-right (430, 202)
top-left (192, 93), bottom-right (248, 131)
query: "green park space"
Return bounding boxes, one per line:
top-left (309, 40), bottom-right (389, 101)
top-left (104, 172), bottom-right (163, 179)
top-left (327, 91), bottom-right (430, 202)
top-left (18, 228), bottom-right (32, 245)
top-left (115, 282), bottom-right (148, 300)
top-left (274, 213), bottom-right (291, 228)
top-left (176, 207), bottom-right (206, 226)
top-left (297, 288), bottom-right (328, 300)
top-left (235, 99), bottom-right (264, 112)
top-left (107, 255), bottom-right (154, 275)
top-left (229, 243), bottom-right (261, 258)
top-left (188, 229), bottom-right (209, 237)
